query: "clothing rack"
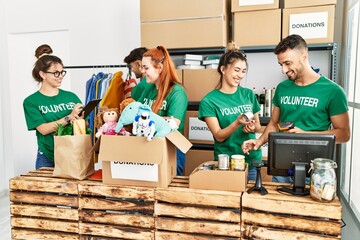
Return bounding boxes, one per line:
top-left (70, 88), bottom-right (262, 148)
top-left (64, 64), bottom-right (128, 69)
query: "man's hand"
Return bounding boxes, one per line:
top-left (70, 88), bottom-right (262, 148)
top-left (242, 139), bottom-right (262, 155)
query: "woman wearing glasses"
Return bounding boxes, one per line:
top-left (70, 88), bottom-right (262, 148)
top-left (198, 42), bottom-right (262, 180)
top-left (23, 44), bottom-right (84, 169)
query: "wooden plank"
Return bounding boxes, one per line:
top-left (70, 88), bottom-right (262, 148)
top-left (80, 210), bottom-right (154, 228)
top-left (10, 192), bottom-right (78, 207)
top-left (79, 197), bottom-right (153, 213)
top-left (242, 210), bottom-right (341, 236)
top-left (10, 176), bottom-right (78, 194)
top-left (11, 228), bottom-right (79, 240)
top-left (168, 182), bottom-right (189, 188)
top-left (78, 183), bottom-right (154, 200)
top-left (155, 217), bottom-right (241, 237)
top-left (242, 192), bottom-right (341, 220)
top-left (155, 230), bottom-right (240, 240)
top-left (11, 204), bottom-right (78, 221)
top-left (155, 187), bottom-right (241, 208)
top-left (241, 225), bottom-right (340, 240)
top-left (11, 217), bottom-right (78, 233)
top-left (155, 202), bottom-right (240, 223)
top-left (80, 222), bottom-right (154, 239)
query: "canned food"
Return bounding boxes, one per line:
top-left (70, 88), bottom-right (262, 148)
top-left (203, 163), bottom-right (215, 170)
top-left (218, 154), bottom-right (230, 170)
top-left (242, 111), bottom-right (254, 121)
top-left (197, 166), bottom-right (210, 171)
top-left (231, 154), bottom-right (245, 171)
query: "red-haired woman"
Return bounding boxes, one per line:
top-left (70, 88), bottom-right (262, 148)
top-left (137, 46), bottom-right (188, 175)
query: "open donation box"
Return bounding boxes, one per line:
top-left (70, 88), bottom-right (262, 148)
top-left (98, 131), bottom-right (192, 187)
top-left (189, 161), bottom-right (248, 192)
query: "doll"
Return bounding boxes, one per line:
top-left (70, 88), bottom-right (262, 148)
top-left (95, 107), bottom-right (121, 138)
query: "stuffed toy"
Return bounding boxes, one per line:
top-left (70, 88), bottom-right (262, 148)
top-left (119, 98), bottom-right (136, 133)
top-left (95, 107), bottom-right (122, 138)
top-left (115, 102), bottom-right (178, 138)
top-left (133, 110), bottom-right (156, 141)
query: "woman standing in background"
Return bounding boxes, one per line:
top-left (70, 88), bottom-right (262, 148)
top-left (198, 43), bottom-right (262, 180)
top-left (137, 46), bottom-right (188, 176)
top-left (23, 44), bottom-right (84, 169)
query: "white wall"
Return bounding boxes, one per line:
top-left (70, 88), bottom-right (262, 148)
top-left (0, 0), bottom-right (140, 192)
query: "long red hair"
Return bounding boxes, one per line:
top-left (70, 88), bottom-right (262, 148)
top-left (143, 46), bottom-right (182, 113)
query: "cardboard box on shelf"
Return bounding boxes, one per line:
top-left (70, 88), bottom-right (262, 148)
top-left (176, 69), bottom-right (183, 84)
top-left (141, 17), bottom-right (228, 49)
top-left (182, 69), bottom-right (219, 101)
top-left (141, 0), bottom-right (230, 21)
top-left (282, 5), bottom-right (335, 44)
top-left (231, 0), bottom-right (279, 12)
top-left (184, 111), bottom-right (214, 145)
top-left (233, 9), bottom-right (281, 47)
top-left (189, 161), bottom-right (248, 192)
top-left (283, 0), bottom-right (336, 9)
top-left (98, 131), bottom-right (192, 188)
top-left (184, 148), bottom-right (214, 176)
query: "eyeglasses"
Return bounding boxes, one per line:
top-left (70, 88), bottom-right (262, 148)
top-left (45, 70), bottom-right (67, 78)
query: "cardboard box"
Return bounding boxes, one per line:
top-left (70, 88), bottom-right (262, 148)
top-left (183, 69), bottom-right (219, 101)
top-left (231, 0), bottom-right (279, 12)
top-left (282, 5), bottom-right (335, 44)
top-left (176, 69), bottom-right (183, 84)
top-left (141, 17), bottom-right (228, 49)
top-left (184, 111), bottom-right (214, 144)
top-left (189, 161), bottom-right (248, 191)
top-left (141, 0), bottom-right (230, 21)
top-left (234, 9), bottom-right (281, 47)
top-left (283, 0), bottom-right (336, 9)
top-left (184, 148), bottom-right (214, 176)
top-left (99, 131), bottom-right (192, 187)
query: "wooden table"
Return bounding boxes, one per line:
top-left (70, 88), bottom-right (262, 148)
top-left (9, 168), bottom-right (342, 240)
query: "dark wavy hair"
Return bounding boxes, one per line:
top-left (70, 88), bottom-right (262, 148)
top-left (274, 34), bottom-right (308, 55)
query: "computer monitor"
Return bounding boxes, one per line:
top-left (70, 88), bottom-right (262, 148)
top-left (268, 133), bottom-right (336, 196)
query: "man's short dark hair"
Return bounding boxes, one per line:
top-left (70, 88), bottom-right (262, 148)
top-left (274, 34), bottom-right (308, 55)
top-left (124, 47), bottom-right (148, 64)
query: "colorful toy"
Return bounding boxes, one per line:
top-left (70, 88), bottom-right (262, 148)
top-left (115, 102), bottom-right (178, 138)
top-left (133, 110), bottom-right (156, 141)
top-left (95, 107), bottom-right (121, 138)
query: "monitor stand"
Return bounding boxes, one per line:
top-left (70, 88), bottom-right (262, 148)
top-left (247, 161), bottom-right (268, 195)
top-left (277, 162), bottom-right (310, 196)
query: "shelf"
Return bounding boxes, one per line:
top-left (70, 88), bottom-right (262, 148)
top-left (168, 47), bottom-right (226, 56)
top-left (239, 42), bottom-right (337, 53)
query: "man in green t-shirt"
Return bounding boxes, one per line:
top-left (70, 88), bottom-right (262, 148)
top-left (242, 34), bottom-right (350, 182)
top-left (124, 47), bottom-right (149, 101)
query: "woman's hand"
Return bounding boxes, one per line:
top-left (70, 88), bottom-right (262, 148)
top-left (69, 103), bottom-right (85, 121)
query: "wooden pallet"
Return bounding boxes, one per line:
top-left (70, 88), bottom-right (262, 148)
top-left (155, 176), bottom-right (242, 239)
top-left (78, 180), bottom-right (155, 239)
top-left (241, 183), bottom-right (342, 240)
top-left (9, 168), bottom-right (80, 240)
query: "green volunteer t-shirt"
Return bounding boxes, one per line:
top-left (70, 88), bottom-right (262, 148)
top-left (273, 76), bottom-right (348, 131)
top-left (137, 83), bottom-right (188, 133)
top-left (131, 77), bottom-right (149, 101)
top-left (23, 89), bottom-right (82, 162)
top-left (198, 87), bottom-right (262, 164)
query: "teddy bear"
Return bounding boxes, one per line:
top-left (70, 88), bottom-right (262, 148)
top-left (95, 107), bottom-right (121, 138)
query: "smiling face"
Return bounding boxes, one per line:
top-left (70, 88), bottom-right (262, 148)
top-left (277, 48), bottom-right (306, 81)
top-left (221, 59), bottom-right (247, 89)
top-left (103, 110), bottom-right (119, 122)
top-left (141, 56), bottom-right (162, 85)
top-left (40, 62), bottom-right (64, 88)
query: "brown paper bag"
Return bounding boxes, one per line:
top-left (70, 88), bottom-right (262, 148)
top-left (53, 135), bottom-right (95, 180)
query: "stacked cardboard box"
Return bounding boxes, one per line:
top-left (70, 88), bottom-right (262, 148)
top-left (282, 0), bottom-right (336, 44)
top-left (140, 0), bottom-right (230, 49)
top-left (232, 0), bottom-right (281, 47)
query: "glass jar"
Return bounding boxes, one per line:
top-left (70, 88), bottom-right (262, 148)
top-left (310, 158), bottom-right (337, 202)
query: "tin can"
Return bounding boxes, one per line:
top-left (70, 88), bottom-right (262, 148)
top-left (218, 154), bottom-right (229, 170)
top-left (197, 166), bottom-right (210, 171)
top-left (231, 154), bottom-right (245, 171)
top-left (203, 163), bottom-right (215, 170)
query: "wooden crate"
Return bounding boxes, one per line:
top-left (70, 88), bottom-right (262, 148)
top-left (155, 176), bottom-right (242, 239)
top-left (241, 183), bottom-right (342, 240)
top-left (9, 168), bottom-right (80, 240)
top-left (78, 181), bottom-right (155, 239)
